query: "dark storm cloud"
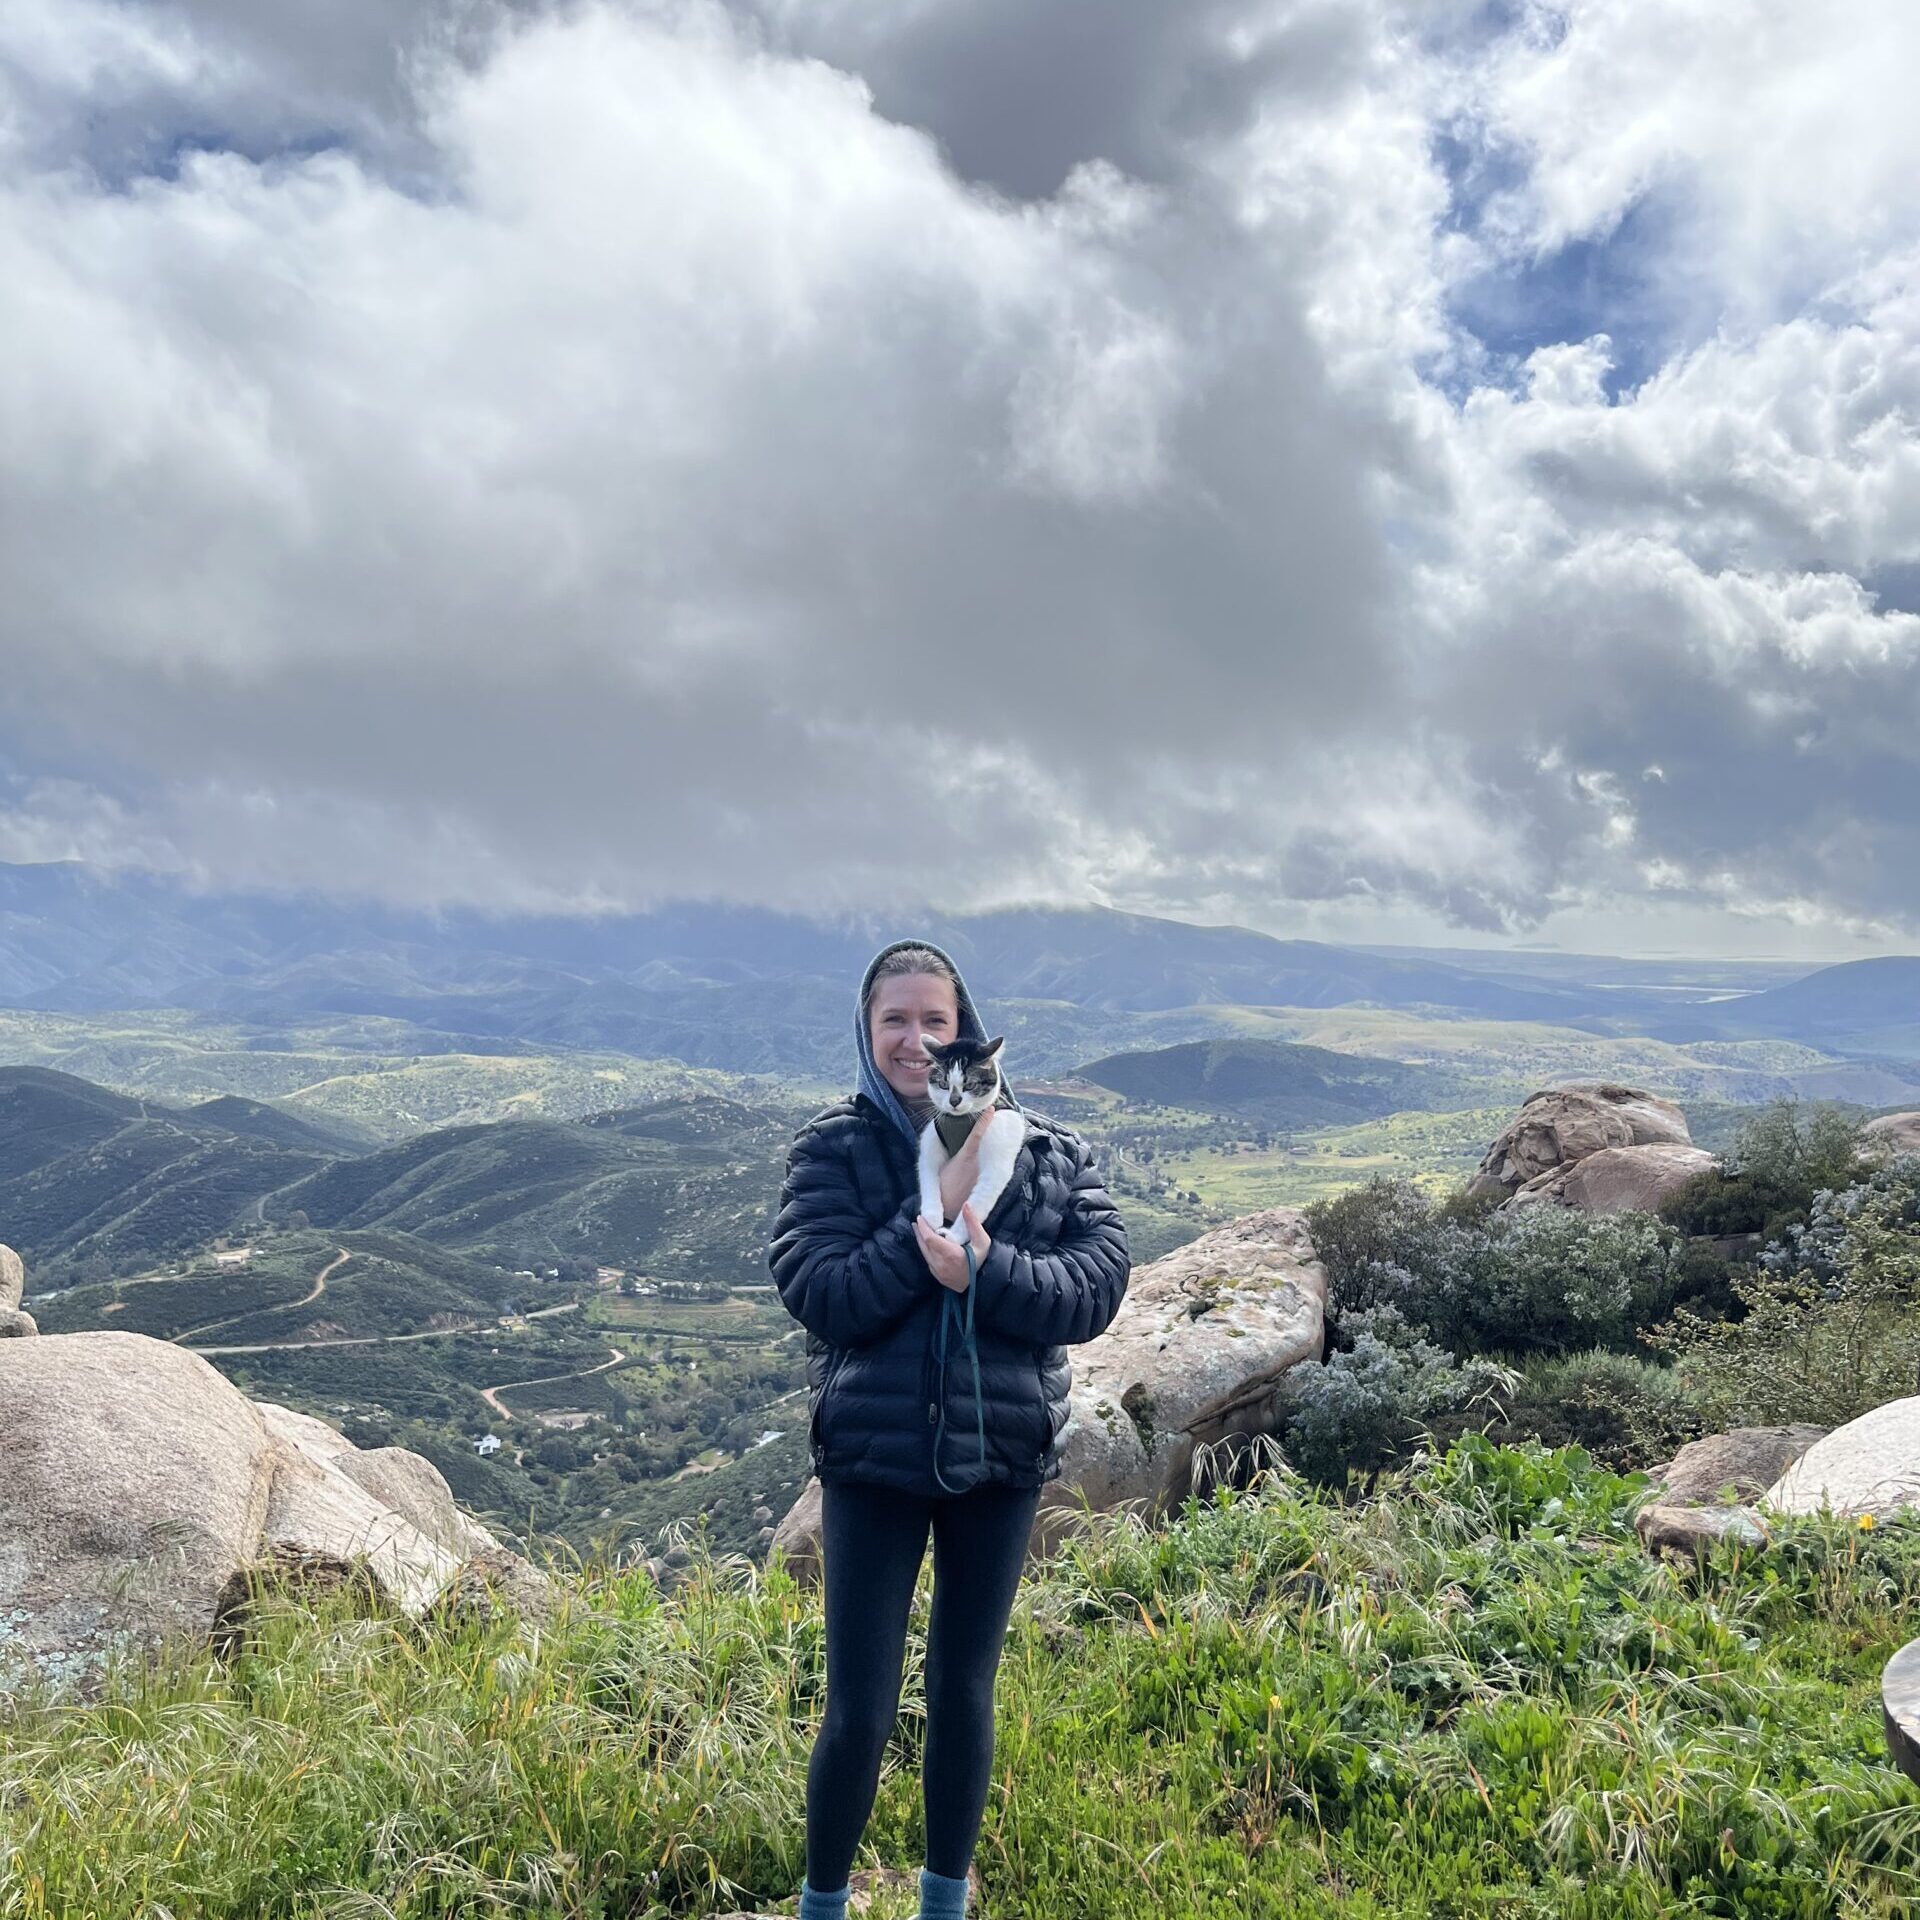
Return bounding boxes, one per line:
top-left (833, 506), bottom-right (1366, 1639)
top-left (3, 0), bottom-right (1920, 952)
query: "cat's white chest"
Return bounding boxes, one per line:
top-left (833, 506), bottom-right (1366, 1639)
top-left (916, 1108), bottom-right (1027, 1241)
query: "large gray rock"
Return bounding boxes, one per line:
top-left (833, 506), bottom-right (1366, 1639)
top-left (0, 1330), bottom-right (550, 1692)
top-left (1884, 1636), bottom-right (1920, 1786)
top-left (772, 1208), bottom-right (1327, 1581)
top-left (0, 1332), bottom-right (277, 1689)
top-left (1649, 1425), bottom-right (1827, 1504)
top-left (1468, 1085), bottom-right (1693, 1201)
top-left (1635, 1503), bottom-right (1769, 1558)
top-left (769, 1477), bottom-right (824, 1587)
top-left (1765, 1397), bottom-right (1920, 1520)
top-left (1510, 1140), bottom-right (1718, 1213)
top-left (0, 1243), bottom-right (31, 1336)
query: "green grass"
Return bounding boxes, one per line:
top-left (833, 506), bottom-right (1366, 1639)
top-left (1167, 1106), bottom-right (1513, 1211)
top-left (4, 1439), bottom-right (1919, 1918)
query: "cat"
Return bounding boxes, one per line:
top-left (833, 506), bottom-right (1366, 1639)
top-left (916, 1033), bottom-right (1026, 1244)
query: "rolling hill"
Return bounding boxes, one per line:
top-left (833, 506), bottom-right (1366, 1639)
top-left (0, 1067), bottom-right (342, 1277)
top-left (1071, 1036), bottom-right (1464, 1126)
top-left (269, 1092), bottom-right (793, 1279)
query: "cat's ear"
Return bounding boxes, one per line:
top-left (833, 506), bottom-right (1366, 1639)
top-left (983, 1036), bottom-right (1004, 1057)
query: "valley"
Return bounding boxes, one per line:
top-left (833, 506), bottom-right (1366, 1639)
top-left (6, 884), bottom-right (1919, 1568)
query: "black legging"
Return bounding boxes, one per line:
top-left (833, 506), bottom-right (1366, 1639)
top-left (806, 1476), bottom-right (1042, 1889)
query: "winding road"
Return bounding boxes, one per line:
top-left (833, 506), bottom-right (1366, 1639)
top-left (177, 1247), bottom-right (352, 1344)
top-left (185, 1296), bottom-right (580, 1356)
top-left (479, 1345), bottom-right (627, 1420)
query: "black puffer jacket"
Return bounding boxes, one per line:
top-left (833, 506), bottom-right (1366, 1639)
top-left (768, 1091), bottom-right (1131, 1496)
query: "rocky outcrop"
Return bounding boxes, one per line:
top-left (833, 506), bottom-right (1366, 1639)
top-left (1468, 1085), bottom-right (1694, 1203)
top-left (0, 1242), bottom-right (34, 1337)
top-left (1863, 1113), bottom-right (1920, 1161)
top-left (1764, 1397), bottom-right (1920, 1520)
top-left (1649, 1425), bottom-right (1827, 1504)
top-left (773, 1208), bottom-right (1327, 1583)
top-left (0, 1329), bottom-right (552, 1692)
top-left (1634, 1502), bottom-right (1769, 1558)
top-left (1884, 1638), bottom-right (1920, 1786)
top-left (1510, 1139), bottom-right (1719, 1213)
top-left (770, 1477), bottom-right (824, 1587)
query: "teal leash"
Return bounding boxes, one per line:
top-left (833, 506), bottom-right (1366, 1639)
top-left (930, 1240), bottom-right (987, 1494)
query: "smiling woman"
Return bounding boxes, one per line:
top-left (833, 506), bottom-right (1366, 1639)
top-left (766, 936), bottom-right (1129, 1920)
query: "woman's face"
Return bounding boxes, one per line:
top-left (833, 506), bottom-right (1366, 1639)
top-left (867, 971), bottom-right (959, 1103)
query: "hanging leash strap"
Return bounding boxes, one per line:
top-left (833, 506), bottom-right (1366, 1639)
top-left (930, 1240), bottom-right (986, 1494)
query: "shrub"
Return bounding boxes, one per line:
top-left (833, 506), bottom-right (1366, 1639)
top-left (1307, 1178), bottom-right (1683, 1359)
top-left (1660, 1096), bottom-right (1866, 1240)
top-left (1273, 1306), bottom-right (1515, 1488)
top-left (1427, 1347), bottom-right (1705, 1473)
top-left (1303, 1176), bottom-right (1460, 1318)
top-left (1644, 1171), bottom-right (1920, 1427)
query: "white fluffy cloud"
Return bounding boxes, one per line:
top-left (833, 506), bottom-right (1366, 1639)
top-left (1, 0), bottom-right (1918, 953)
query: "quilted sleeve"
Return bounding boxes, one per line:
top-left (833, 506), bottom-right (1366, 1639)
top-left (767, 1120), bottom-right (935, 1348)
top-left (971, 1132), bottom-right (1130, 1347)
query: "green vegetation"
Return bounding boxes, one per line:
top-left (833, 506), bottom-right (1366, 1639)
top-left (1159, 1105), bottom-right (1513, 1212)
top-left (0, 1008), bottom-right (821, 1144)
top-left (270, 1096), bottom-right (792, 1282)
top-left (1074, 1037), bottom-right (1475, 1127)
top-left (1648, 1155), bottom-right (1920, 1430)
top-left (1661, 1100), bottom-right (1870, 1242)
top-left (5, 1441), bottom-right (1920, 1917)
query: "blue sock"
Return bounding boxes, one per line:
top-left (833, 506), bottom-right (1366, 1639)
top-left (798, 1877), bottom-right (851, 1920)
top-left (917, 1865), bottom-right (970, 1918)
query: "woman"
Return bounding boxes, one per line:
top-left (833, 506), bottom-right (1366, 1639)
top-left (767, 938), bottom-right (1131, 1920)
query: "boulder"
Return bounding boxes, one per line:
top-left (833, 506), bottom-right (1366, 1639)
top-left (1634, 1503), bottom-right (1769, 1558)
top-left (1863, 1113), bottom-right (1920, 1161)
top-left (1884, 1637), bottom-right (1920, 1786)
top-left (769, 1478), bottom-right (824, 1586)
top-left (1, 1332), bottom-right (277, 1690)
top-left (1468, 1085), bottom-right (1693, 1200)
top-left (772, 1208), bottom-right (1327, 1581)
top-left (0, 1244), bottom-right (30, 1336)
top-left (1648, 1425), bottom-right (1827, 1505)
top-left (1509, 1140), bottom-right (1718, 1213)
top-left (0, 1330), bottom-right (551, 1693)
top-left (1765, 1397), bottom-right (1920, 1520)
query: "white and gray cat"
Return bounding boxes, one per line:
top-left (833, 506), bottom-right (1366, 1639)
top-left (916, 1034), bottom-right (1025, 1243)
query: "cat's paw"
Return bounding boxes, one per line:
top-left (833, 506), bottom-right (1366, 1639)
top-left (943, 1220), bottom-right (971, 1245)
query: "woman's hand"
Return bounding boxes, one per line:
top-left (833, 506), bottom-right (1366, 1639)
top-left (937, 1108), bottom-right (995, 1221)
top-left (915, 1202), bottom-right (990, 1292)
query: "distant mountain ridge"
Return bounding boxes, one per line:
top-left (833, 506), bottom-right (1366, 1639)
top-left (0, 861), bottom-right (1823, 1068)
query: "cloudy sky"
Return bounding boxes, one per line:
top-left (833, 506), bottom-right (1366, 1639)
top-left (3, 0), bottom-right (1918, 960)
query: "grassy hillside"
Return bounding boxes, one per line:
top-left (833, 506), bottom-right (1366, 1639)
top-left (0, 1067), bottom-right (338, 1279)
top-left (3, 1441), bottom-right (1917, 1918)
top-left (271, 1093), bottom-right (792, 1280)
top-left (29, 1228), bottom-right (530, 1346)
top-left (1074, 1036), bottom-right (1467, 1124)
top-left (0, 1009), bottom-right (826, 1142)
